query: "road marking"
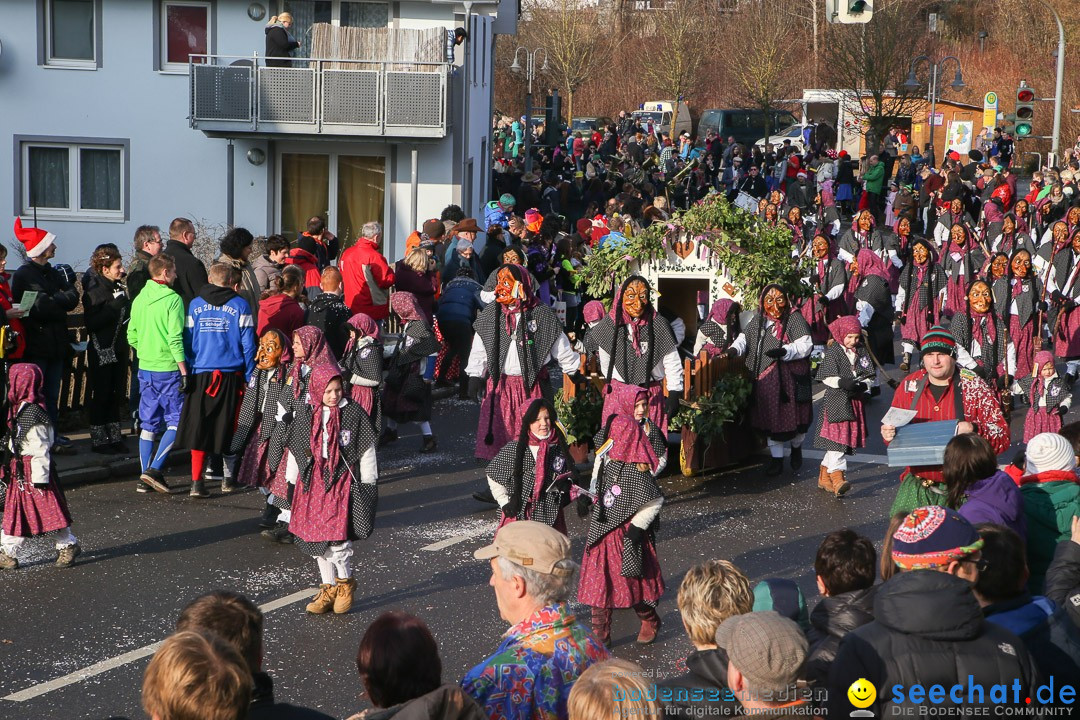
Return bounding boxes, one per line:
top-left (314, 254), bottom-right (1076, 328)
top-left (421, 534), bottom-right (476, 551)
top-left (2, 588), bottom-right (317, 703)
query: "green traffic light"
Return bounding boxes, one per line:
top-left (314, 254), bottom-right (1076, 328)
top-left (1016, 123), bottom-right (1033, 137)
top-left (850, 0), bottom-right (867, 11)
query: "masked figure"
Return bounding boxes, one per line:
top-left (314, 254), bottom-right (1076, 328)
top-left (993, 249), bottom-right (1042, 383)
top-left (942, 224), bottom-right (986, 317)
top-left (934, 197), bottom-right (974, 249)
top-left (949, 280), bottom-right (1008, 392)
top-left (853, 249), bottom-right (895, 370)
top-left (799, 234), bottom-right (849, 351)
top-left (728, 284), bottom-right (813, 475)
top-left (1050, 229), bottom-right (1080, 382)
top-left (991, 213), bottom-right (1033, 258)
top-left (693, 299), bottom-right (742, 358)
top-left (896, 238), bottom-right (947, 371)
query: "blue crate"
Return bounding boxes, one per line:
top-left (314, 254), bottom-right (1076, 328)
top-left (886, 420), bottom-right (959, 468)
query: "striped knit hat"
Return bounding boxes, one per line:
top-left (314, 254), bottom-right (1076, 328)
top-left (892, 506), bottom-right (984, 570)
top-left (920, 325), bottom-right (957, 357)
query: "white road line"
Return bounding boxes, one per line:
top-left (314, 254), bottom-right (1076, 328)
top-left (2, 588), bottom-right (317, 703)
top-left (813, 389), bottom-right (826, 401)
top-left (421, 534), bottom-right (476, 551)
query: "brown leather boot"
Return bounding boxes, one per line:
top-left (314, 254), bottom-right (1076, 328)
top-left (333, 577), bottom-right (356, 614)
top-left (590, 607), bottom-right (612, 647)
top-left (305, 584), bottom-right (336, 614)
top-left (817, 465), bottom-right (831, 491)
top-left (829, 470), bottom-right (851, 497)
top-left (634, 604), bottom-right (661, 644)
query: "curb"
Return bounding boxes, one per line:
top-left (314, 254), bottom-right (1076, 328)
top-left (57, 450), bottom-right (192, 489)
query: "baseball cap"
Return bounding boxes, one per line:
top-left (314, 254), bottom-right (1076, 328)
top-left (423, 218), bottom-right (445, 238)
top-left (474, 520), bottom-right (572, 576)
top-left (716, 612), bottom-right (807, 694)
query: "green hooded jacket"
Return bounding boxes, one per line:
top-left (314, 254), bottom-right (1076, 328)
top-left (127, 279), bottom-right (186, 372)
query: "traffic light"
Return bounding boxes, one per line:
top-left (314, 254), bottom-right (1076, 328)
top-left (1015, 85), bottom-right (1036, 139)
top-left (830, 0), bottom-right (872, 23)
top-left (850, 0), bottom-right (867, 10)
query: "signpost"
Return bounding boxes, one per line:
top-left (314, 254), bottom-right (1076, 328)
top-left (983, 91), bottom-right (998, 130)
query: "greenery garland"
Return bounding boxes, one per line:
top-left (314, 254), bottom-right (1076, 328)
top-left (667, 373), bottom-right (753, 437)
top-left (577, 192), bottom-right (807, 304)
top-left (553, 384), bottom-right (604, 446)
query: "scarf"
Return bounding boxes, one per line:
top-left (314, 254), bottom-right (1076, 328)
top-left (7, 363), bottom-right (45, 427)
top-left (528, 430), bottom-right (559, 505)
top-left (307, 365), bottom-right (342, 492)
top-left (391, 291), bottom-right (425, 323)
top-left (288, 326), bottom-right (340, 397)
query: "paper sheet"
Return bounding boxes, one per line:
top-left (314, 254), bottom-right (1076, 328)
top-left (17, 290), bottom-right (37, 317)
top-left (881, 407), bottom-right (918, 428)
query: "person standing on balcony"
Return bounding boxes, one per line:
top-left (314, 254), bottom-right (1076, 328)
top-left (341, 222), bottom-right (395, 324)
top-left (163, 217), bottom-right (209, 311)
top-left (265, 13), bottom-right (300, 68)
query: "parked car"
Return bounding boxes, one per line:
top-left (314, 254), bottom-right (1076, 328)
top-left (571, 116), bottom-right (613, 134)
top-left (754, 123), bottom-right (807, 153)
top-left (632, 100), bottom-right (692, 138)
top-left (698, 108), bottom-right (799, 148)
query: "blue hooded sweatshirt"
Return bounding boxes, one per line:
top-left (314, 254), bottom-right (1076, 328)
top-left (184, 283), bottom-right (257, 379)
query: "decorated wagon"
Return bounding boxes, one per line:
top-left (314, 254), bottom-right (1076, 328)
top-left (558, 193), bottom-right (805, 476)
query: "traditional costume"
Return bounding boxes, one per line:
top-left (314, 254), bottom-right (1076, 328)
top-left (692, 299), bottom-right (741, 357)
top-left (885, 327), bottom-right (1010, 516)
top-left (853, 249), bottom-right (895, 368)
top-left (341, 313), bottom-right (384, 436)
top-left (285, 366), bottom-right (378, 615)
top-left (1048, 230), bottom-right (1080, 381)
top-left (485, 399), bottom-right (577, 533)
top-left (933, 198), bottom-right (976, 249)
top-left (588, 276), bottom-right (683, 434)
top-left (896, 238), bottom-right (946, 371)
top-left (467, 264), bottom-right (579, 461)
top-left (730, 284), bottom-right (813, 475)
top-left (799, 234), bottom-right (848, 351)
top-left (578, 388), bottom-right (667, 647)
top-left (1018, 351), bottom-right (1071, 442)
top-left (837, 211), bottom-right (901, 282)
top-left (991, 213), bottom-right (1034, 257)
top-left (814, 316), bottom-right (874, 497)
top-left (382, 292), bottom-right (440, 452)
top-left (941, 224), bottom-right (986, 318)
top-left (0, 364), bottom-right (79, 569)
top-left (949, 280), bottom-right (1008, 389)
top-left (993, 249), bottom-right (1041, 383)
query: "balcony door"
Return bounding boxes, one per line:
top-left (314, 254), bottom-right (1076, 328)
top-left (279, 152), bottom-right (385, 245)
top-left (281, 0), bottom-right (390, 58)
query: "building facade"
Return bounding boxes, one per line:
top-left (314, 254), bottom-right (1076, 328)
top-left (1, 0), bottom-right (514, 266)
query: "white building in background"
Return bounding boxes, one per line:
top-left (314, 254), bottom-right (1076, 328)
top-left (0, 0), bottom-right (516, 265)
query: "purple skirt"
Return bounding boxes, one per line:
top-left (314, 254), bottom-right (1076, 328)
top-left (475, 374), bottom-right (546, 461)
top-left (1056, 307), bottom-right (1080, 359)
top-left (3, 460), bottom-right (72, 538)
top-left (237, 428), bottom-right (270, 489)
top-left (1024, 407), bottom-right (1062, 443)
top-left (901, 298), bottom-right (937, 343)
top-left (750, 362), bottom-right (812, 438)
top-left (267, 449), bottom-right (291, 499)
top-left (600, 380), bottom-right (668, 434)
top-left (1011, 315), bottom-right (1035, 380)
top-left (578, 524), bottom-right (665, 609)
top-left (817, 399), bottom-right (867, 451)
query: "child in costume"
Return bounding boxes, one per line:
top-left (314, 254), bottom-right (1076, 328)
top-left (1018, 351), bottom-right (1072, 442)
top-left (0, 364), bottom-right (80, 569)
top-left (285, 367), bottom-right (378, 615)
top-left (577, 387), bottom-right (666, 648)
top-left (484, 398), bottom-right (578, 533)
top-left (814, 316), bottom-right (874, 497)
top-left (381, 292), bottom-right (440, 452)
top-left (341, 313), bottom-right (384, 435)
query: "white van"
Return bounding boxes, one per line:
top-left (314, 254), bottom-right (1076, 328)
top-left (632, 100), bottom-right (692, 138)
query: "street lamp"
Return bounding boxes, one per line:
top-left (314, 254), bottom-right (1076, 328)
top-left (510, 45), bottom-right (548, 174)
top-left (904, 54), bottom-right (965, 160)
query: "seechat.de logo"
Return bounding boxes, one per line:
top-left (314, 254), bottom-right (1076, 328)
top-left (849, 678), bottom-right (877, 717)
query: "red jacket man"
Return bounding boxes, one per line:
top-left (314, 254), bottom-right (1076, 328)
top-left (341, 222), bottom-right (395, 320)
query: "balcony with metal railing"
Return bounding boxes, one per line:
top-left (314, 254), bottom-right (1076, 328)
top-left (188, 54), bottom-right (450, 138)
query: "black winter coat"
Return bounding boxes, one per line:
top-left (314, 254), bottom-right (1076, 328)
top-left (804, 586), bottom-right (875, 686)
top-left (306, 292), bottom-right (352, 360)
top-left (250, 672), bottom-right (335, 720)
top-left (126, 249), bottom-right (153, 301)
top-left (264, 25), bottom-right (300, 67)
top-left (162, 239), bottom-right (208, 311)
top-left (82, 273), bottom-right (130, 369)
top-left (827, 571), bottom-right (1044, 717)
top-left (982, 593), bottom-right (1080, 690)
top-left (1045, 540), bottom-right (1080, 629)
top-left (658, 648), bottom-right (743, 718)
top-left (11, 261), bottom-right (78, 362)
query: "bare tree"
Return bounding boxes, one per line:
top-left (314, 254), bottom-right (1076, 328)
top-left (642, 0), bottom-right (711, 134)
top-left (726, 0), bottom-right (802, 140)
top-left (523, 0), bottom-right (616, 123)
top-left (823, 0), bottom-right (935, 149)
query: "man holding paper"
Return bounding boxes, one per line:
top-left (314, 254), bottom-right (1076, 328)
top-left (881, 326), bottom-right (1010, 516)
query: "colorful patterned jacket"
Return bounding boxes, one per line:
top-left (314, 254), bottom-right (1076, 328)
top-left (461, 603), bottom-right (609, 720)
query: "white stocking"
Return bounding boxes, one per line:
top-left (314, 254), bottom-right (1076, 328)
top-left (327, 542), bottom-right (354, 579)
top-left (767, 438), bottom-right (785, 458)
top-left (822, 451), bottom-right (847, 472)
top-left (54, 527), bottom-right (77, 549)
top-left (315, 556), bottom-right (335, 585)
top-left (418, 421), bottom-right (432, 436)
top-left (1, 532), bottom-right (25, 557)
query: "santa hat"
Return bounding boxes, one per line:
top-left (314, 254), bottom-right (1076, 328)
top-left (13, 218), bottom-right (55, 258)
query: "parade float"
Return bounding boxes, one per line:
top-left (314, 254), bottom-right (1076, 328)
top-left (561, 192), bottom-right (806, 476)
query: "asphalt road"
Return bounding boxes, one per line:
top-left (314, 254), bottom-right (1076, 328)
top-left (0, 370), bottom-right (1037, 720)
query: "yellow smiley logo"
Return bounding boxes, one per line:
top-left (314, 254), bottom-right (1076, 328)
top-left (848, 678), bottom-right (876, 709)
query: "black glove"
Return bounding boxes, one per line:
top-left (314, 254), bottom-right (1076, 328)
top-left (54, 263), bottom-right (77, 286)
top-left (973, 365), bottom-right (989, 380)
top-left (467, 376), bottom-right (483, 398)
top-left (765, 347), bottom-right (786, 359)
top-left (896, 312), bottom-right (907, 324)
top-left (723, 347), bottom-right (738, 359)
top-left (1053, 291), bottom-right (1069, 306)
top-left (1037, 301), bottom-right (1050, 312)
top-left (886, 377), bottom-right (901, 389)
top-left (552, 474), bottom-right (573, 494)
top-left (816, 294), bottom-right (828, 310)
top-left (575, 494), bottom-right (593, 518)
top-left (1059, 405), bottom-right (1070, 418)
top-left (665, 393), bottom-right (680, 419)
top-left (500, 498), bottom-right (520, 518)
top-left (569, 371), bottom-right (587, 386)
top-left (626, 524), bottom-right (645, 542)
top-left (837, 377), bottom-right (858, 393)
top-left (179, 374), bottom-right (193, 394)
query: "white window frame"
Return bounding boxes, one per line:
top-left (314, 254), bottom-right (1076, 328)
top-left (160, 0), bottom-right (213, 73)
top-left (19, 141), bottom-right (127, 223)
top-left (44, 0), bottom-right (99, 69)
top-left (279, 0), bottom-right (389, 28)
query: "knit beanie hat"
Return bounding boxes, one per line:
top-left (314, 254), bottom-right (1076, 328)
top-left (920, 325), bottom-right (956, 356)
top-left (892, 506), bottom-right (984, 571)
top-left (1025, 432), bottom-right (1077, 475)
